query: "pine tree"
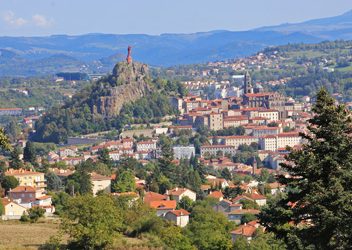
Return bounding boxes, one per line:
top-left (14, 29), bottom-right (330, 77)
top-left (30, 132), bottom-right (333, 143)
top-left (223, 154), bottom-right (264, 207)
top-left (259, 88), bottom-right (352, 249)
top-left (23, 141), bottom-right (36, 164)
top-left (10, 147), bottom-right (23, 169)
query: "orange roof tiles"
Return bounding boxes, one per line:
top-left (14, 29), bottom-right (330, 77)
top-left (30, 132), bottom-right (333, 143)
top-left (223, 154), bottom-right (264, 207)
top-left (231, 224), bottom-right (257, 237)
top-left (149, 200), bottom-right (177, 210)
top-left (9, 186), bottom-right (36, 193)
top-left (167, 209), bottom-right (190, 216)
top-left (208, 191), bottom-right (224, 199)
top-left (144, 191), bottom-right (168, 204)
top-left (5, 169), bottom-right (43, 176)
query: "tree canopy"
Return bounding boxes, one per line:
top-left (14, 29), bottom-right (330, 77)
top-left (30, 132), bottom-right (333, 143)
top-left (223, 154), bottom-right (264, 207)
top-left (259, 88), bottom-right (352, 249)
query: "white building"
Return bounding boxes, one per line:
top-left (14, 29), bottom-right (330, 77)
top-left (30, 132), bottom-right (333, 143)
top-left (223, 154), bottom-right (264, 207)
top-left (259, 132), bottom-right (302, 151)
top-left (136, 140), bottom-right (157, 152)
top-left (167, 187), bottom-right (197, 202)
top-left (164, 209), bottom-right (190, 227)
top-left (173, 145), bottom-right (195, 159)
top-left (216, 136), bottom-right (258, 149)
top-left (201, 145), bottom-right (236, 157)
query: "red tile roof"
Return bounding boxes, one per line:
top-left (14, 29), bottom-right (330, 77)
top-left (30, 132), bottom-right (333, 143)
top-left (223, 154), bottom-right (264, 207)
top-left (5, 169), bottom-right (43, 176)
top-left (231, 224), bottom-right (257, 237)
top-left (168, 188), bottom-right (193, 196)
top-left (9, 186), bottom-right (36, 193)
top-left (144, 191), bottom-right (168, 204)
top-left (228, 209), bottom-right (260, 215)
top-left (149, 200), bottom-right (177, 210)
top-left (167, 209), bottom-right (190, 216)
top-left (208, 191), bottom-right (223, 199)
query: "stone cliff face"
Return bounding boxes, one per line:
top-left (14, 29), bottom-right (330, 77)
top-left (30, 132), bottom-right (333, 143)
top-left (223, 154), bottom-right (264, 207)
top-left (94, 62), bottom-right (151, 117)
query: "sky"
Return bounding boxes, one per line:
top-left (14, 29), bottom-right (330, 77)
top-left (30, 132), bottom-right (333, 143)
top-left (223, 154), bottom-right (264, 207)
top-left (0, 0), bottom-right (351, 36)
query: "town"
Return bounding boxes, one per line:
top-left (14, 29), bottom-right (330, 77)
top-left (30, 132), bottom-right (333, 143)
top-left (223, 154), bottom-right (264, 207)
top-left (1, 2), bottom-right (352, 249)
top-left (0, 67), bottom-right (310, 246)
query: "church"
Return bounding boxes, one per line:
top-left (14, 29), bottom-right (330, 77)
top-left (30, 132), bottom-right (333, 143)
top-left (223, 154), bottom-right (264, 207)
top-left (242, 72), bottom-right (286, 118)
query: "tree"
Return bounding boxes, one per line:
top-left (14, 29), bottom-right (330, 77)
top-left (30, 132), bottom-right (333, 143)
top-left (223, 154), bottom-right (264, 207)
top-left (61, 195), bottom-right (122, 249)
top-left (157, 221), bottom-right (194, 250)
top-left (113, 170), bottom-right (136, 193)
top-left (5, 118), bottom-right (20, 142)
top-left (46, 172), bottom-right (62, 191)
top-left (9, 147), bottom-right (23, 169)
top-left (221, 168), bottom-right (232, 180)
top-left (241, 213), bottom-right (257, 224)
top-left (177, 196), bottom-right (194, 211)
top-left (23, 141), bottom-right (36, 164)
top-left (0, 200), bottom-right (4, 215)
top-left (239, 199), bottom-right (259, 209)
top-left (223, 186), bottom-right (244, 200)
top-left (1, 176), bottom-right (19, 192)
top-left (185, 205), bottom-right (234, 250)
top-left (28, 206), bottom-right (45, 222)
top-left (66, 169), bottom-right (92, 195)
top-left (52, 191), bottom-right (70, 215)
top-left (233, 232), bottom-right (286, 250)
top-left (233, 236), bottom-right (249, 250)
top-left (259, 88), bottom-right (352, 249)
top-left (0, 128), bottom-right (11, 151)
top-left (98, 148), bottom-right (113, 168)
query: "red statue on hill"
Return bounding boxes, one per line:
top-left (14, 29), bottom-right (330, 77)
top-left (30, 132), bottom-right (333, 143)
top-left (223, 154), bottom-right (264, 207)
top-left (126, 46), bottom-right (132, 64)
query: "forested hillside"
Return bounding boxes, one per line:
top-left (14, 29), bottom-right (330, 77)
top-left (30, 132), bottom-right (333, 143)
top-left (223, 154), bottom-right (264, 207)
top-left (32, 62), bottom-right (185, 144)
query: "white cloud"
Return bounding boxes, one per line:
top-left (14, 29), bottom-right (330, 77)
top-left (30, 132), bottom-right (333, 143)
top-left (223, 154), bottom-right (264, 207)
top-left (2, 11), bottom-right (27, 27)
top-left (32, 14), bottom-right (53, 27)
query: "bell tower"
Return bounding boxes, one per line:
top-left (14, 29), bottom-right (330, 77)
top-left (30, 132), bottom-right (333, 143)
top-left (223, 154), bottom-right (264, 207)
top-left (244, 71), bottom-right (253, 94)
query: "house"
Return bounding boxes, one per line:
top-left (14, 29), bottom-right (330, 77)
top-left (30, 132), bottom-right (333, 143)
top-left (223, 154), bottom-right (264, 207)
top-left (227, 209), bottom-right (260, 224)
top-left (1, 198), bottom-right (27, 220)
top-left (62, 157), bottom-right (84, 166)
top-left (166, 187), bottom-right (196, 202)
top-left (121, 138), bottom-right (134, 149)
top-left (90, 172), bottom-right (111, 196)
top-left (33, 195), bottom-right (53, 207)
top-left (231, 221), bottom-right (261, 242)
top-left (213, 200), bottom-right (243, 214)
top-left (48, 151), bottom-right (60, 163)
top-left (246, 193), bottom-right (267, 206)
top-left (207, 190), bottom-right (224, 201)
top-left (232, 195), bottom-right (255, 205)
top-left (58, 147), bottom-right (78, 158)
top-left (205, 176), bottom-right (229, 189)
top-left (149, 200), bottom-right (177, 217)
top-left (5, 169), bottom-right (46, 192)
top-left (8, 186), bottom-right (37, 204)
top-left (267, 182), bottom-right (285, 195)
top-left (143, 191), bottom-right (168, 204)
top-left (164, 209), bottom-right (190, 227)
top-left (108, 151), bottom-right (120, 161)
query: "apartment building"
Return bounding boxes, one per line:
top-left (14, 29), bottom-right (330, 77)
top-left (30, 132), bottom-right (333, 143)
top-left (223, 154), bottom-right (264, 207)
top-left (201, 145), bottom-right (236, 157)
top-left (259, 132), bottom-right (302, 151)
top-left (5, 169), bottom-right (46, 192)
top-left (215, 136), bottom-right (258, 149)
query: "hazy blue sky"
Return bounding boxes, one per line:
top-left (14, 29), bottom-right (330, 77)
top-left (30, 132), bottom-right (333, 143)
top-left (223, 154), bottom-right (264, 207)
top-left (0, 0), bottom-right (351, 36)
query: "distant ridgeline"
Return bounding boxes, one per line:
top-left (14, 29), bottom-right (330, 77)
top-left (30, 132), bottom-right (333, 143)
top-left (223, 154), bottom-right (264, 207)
top-left (32, 61), bottom-right (185, 144)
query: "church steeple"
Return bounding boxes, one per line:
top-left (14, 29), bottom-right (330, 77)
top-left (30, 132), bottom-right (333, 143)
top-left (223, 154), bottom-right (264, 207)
top-left (244, 71), bottom-right (253, 94)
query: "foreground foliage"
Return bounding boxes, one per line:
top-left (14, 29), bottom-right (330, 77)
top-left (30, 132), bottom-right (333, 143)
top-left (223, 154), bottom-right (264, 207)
top-left (259, 88), bottom-right (352, 249)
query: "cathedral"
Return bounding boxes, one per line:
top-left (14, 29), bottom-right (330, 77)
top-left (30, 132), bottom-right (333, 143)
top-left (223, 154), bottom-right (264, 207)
top-left (242, 72), bottom-right (286, 118)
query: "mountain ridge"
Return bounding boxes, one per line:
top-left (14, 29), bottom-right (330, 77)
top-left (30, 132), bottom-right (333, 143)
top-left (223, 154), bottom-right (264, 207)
top-left (1, 10), bottom-right (352, 76)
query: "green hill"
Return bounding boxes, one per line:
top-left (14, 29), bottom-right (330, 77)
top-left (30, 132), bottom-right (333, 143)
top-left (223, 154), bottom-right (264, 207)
top-left (32, 61), bottom-right (185, 144)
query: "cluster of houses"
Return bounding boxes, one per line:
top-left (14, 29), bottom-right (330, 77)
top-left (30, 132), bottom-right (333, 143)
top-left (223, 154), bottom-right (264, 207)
top-left (1, 169), bottom-right (54, 220)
